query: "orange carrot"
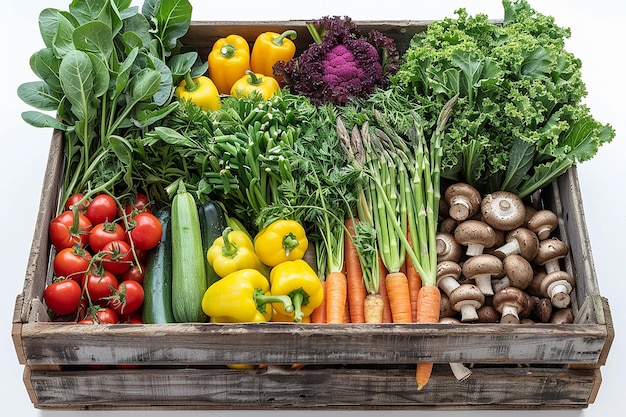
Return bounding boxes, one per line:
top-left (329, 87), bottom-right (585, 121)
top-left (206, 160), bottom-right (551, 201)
top-left (344, 217), bottom-right (367, 324)
top-left (378, 255), bottom-right (392, 323)
top-left (310, 281), bottom-right (327, 323)
top-left (405, 232), bottom-right (421, 322)
top-left (414, 284), bottom-right (442, 390)
top-left (385, 271), bottom-right (413, 323)
top-left (325, 271), bottom-right (348, 324)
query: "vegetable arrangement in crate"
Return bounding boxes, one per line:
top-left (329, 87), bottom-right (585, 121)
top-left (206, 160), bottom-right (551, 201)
top-left (17, 0), bottom-right (614, 394)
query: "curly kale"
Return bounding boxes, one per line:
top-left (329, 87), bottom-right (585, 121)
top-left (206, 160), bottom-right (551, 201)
top-left (276, 16), bottom-right (399, 105)
top-left (392, 0), bottom-right (614, 198)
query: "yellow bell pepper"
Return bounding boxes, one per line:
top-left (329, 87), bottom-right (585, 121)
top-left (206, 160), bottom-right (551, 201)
top-left (174, 73), bottom-right (221, 111)
top-left (230, 70), bottom-right (279, 100)
top-left (253, 219), bottom-right (308, 267)
top-left (207, 227), bottom-right (262, 278)
top-left (250, 30), bottom-right (297, 81)
top-left (208, 34), bottom-right (251, 94)
top-left (202, 269), bottom-right (293, 322)
top-left (270, 260), bottom-right (323, 323)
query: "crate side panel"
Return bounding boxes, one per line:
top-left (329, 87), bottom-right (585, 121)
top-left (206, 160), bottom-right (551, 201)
top-left (183, 20), bottom-right (429, 58)
top-left (13, 131), bottom-right (63, 325)
top-left (19, 322), bottom-right (608, 366)
top-left (556, 168), bottom-right (604, 324)
top-left (26, 365), bottom-right (598, 410)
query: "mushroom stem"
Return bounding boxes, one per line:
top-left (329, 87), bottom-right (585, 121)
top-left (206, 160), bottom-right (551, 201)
top-left (500, 305), bottom-right (520, 324)
top-left (473, 274), bottom-right (494, 296)
top-left (547, 282), bottom-right (573, 309)
top-left (449, 362), bottom-right (472, 382)
top-left (459, 303), bottom-right (480, 322)
top-left (544, 259), bottom-right (561, 274)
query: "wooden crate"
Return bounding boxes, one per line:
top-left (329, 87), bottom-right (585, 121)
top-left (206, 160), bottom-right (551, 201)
top-left (12, 21), bottom-right (614, 410)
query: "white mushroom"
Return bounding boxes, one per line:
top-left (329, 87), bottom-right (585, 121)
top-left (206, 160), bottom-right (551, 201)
top-left (528, 209), bottom-right (559, 240)
top-left (449, 284), bottom-right (485, 322)
top-left (494, 227), bottom-right (539, 261)
top-left (492, 254), bottom-right (534, 291)
top-left (534, 237), bottom-right (569, 274)
top-left (461, 253), bottom-right (503, 296)
top-left (454, 220), bottom-right (497, 257)
top-left (444, 182), bottom-right (482, 222)
top-left (481, 191), bottom-right (526, 231)
top-left (539, 270), bottom-right (575, 309)
top-left (436, 261), bottom-right (462, 296)
top-left (492, 286), bottom-right (532, 324)
top-left (436, 232), bottom-right (463, 263)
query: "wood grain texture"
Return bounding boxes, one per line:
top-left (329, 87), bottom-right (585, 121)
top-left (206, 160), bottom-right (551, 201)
top-left (24, 364), bottom-right (600, 410)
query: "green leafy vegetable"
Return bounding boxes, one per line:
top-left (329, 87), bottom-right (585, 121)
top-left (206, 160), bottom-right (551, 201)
top-left (18, 0), bottom-right (196, 205)
top-left (393, 0), bottom-right (614, 197)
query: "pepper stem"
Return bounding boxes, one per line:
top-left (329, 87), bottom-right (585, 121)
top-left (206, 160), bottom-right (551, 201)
top-left (273, 29), bottom-right (297, 46)
top-left (254, 289), bottom-right (294, 314)
top-left (220, 44), bottom-right (236, 59)
top-left (289, 288), bottom-right (309, 323)
top-left (282, 232), bottom-right (300, 257)
top-left (244, 70), bottom-right (263, 86)
top-left (220, 227), bottom-right (239, 258)
top-left (183, 71), bottom-right (199, 92)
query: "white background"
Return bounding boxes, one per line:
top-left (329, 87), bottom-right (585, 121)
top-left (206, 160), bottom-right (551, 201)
top-left (3, 1), bottom-right (624, 416)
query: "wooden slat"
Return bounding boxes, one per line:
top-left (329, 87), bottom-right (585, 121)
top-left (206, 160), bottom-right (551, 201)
top-left (182, 20), bottom-right (430, 58)
top-left (18, 320), bottom-right (609, 366)
top-left (25, 364), bottom-right (599, 410)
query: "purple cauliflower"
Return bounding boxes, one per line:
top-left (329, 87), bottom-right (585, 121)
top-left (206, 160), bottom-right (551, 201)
top-left (275, 16), bottom-right (400, 105)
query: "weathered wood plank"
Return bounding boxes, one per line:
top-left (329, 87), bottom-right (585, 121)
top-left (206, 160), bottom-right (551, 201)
top-left (183, 20), bottom-right (430, 58)
top-left (19, 320), bottom-right (609, 366)
top-left (25, 365), bottom-right (599, 410)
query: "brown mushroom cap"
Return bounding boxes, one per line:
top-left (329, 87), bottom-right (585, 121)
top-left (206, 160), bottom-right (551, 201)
top-left (494, 227), bottom-right (539, 260)
top-left (528, 209), bottom-right (559, 240)
top-left (534, 238), bottom-right (569, 274)
top-left (501, 254), bottom-right (534, 290)
top-left (454, 220), bottom-right (497, 257)
top-left (439, 293), bottom-right (457, 319)
top-left (492, 286), bottom-right (532, 324)
top-left (448, 284), bottom-right (485, 322)
top-left (481, 191), bottom-right (526, 231)
top-left (531, 296), bottom-right (553, 323)
top-left (445, 183), bottom-right (482, 222)
top-left (438, 217), bottom-right (458, 234)
top-left (461, 253), bottom-right (503, 296)
top-left (550, 308), bottom-right (574, 324)
top-left (539, 270), bottom-right (575, 308)
top-left (476, 305), bottom-right (499, 323)
top-left (436, 260), bottom-right (463, 296)
top-left (436, 232), bottom-right (463, 263)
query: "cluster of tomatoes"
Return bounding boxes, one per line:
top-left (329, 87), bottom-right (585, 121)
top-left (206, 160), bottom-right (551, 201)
top-left (44, 192), bottom-right (162, 324)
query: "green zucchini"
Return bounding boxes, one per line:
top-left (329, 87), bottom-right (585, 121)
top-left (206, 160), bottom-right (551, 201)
top-left (142, 207), bottom-right (175, 324)
top-left (171, 182), bottom-right (207, 322)
top-left (198, 200), bottom-right (228, 287)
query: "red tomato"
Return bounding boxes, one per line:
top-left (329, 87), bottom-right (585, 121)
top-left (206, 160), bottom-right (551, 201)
top-left (85, 194), bottom-right (118, 225)
top-left (119, 312), bottom-right (144, 324)
top-left (120, 192), bottom-right (152, 219)
top-left (129, 212), bottom-right (163, 250)
top-left (85, 269), bottom-right (119, 304)
top-left (64, 193), bottom-right (88, 212)
top-left (100, 239), bottom-right (134, 275)
top-left (49, 210), bottom-right (92, 250)
top-left (121, 264), bottom-right (146, 285)
top-left (53, 246), bottom-right (92, 284)
top-left (109, 280), bottom-right (144, 316)
top-left (89, 221), bottom-right (127, 253)
top-left (87, 307), bottom-right (119, 324)
top-left (43, 279), bottom-right (82, 316)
